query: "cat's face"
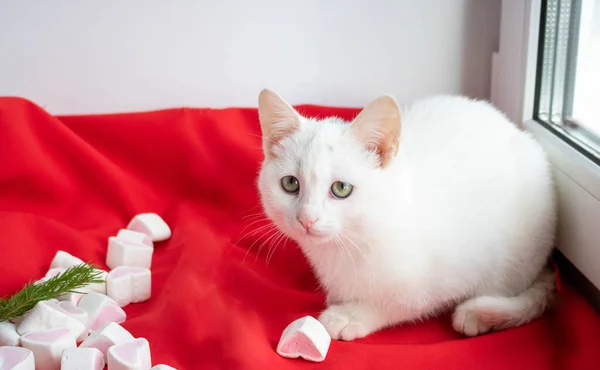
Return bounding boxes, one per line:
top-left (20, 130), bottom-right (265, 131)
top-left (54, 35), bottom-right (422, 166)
top-left (256, 90), bottom-right (402, 247)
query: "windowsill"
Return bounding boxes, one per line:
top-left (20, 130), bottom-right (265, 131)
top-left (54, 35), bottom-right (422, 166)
top-left (523, 119), bottom-right (600, 292)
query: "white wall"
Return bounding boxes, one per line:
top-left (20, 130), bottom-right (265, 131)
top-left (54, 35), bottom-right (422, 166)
top-left (0, 1), bottom-right (501, 115)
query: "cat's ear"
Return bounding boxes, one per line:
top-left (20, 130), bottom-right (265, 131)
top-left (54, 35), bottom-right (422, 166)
top-left (350, 95), bottom-right (401, 167)
top-left (258, 89), bottom-right (301, 158)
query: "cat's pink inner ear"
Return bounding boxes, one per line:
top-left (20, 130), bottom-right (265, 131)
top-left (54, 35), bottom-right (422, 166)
top-left (351, 95), bottom-right (402, 167)
top-left (258, 89), bottom-right (301, 158)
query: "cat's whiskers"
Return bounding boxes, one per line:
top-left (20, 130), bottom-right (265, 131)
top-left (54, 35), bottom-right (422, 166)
top-left (256, 228), bottom-right (284, 264)
top-left (339, 231), bottom-right (375, 282)
top-left (235, 217), bottom-right (272, 245)
top-left (334, 235), bottom-right (359, 282)
top-left (265, 231), bottom-right (290, 265)
top-left (242, 224), bottom-right (278, 263)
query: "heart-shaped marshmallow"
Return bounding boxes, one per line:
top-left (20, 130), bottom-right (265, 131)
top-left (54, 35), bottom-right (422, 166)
top-left (77, 292), bottom-right (126, 332)
top-left (116, 229), bottom-right (154, 248)
top-left (79, 322), bottom-right (135, 359)
top-left (17, 300), bottom-right (86, 340)
top-left (106, 237), bottom-right (153, 270)
top-left (107, 338), bottom-right (152, 370)
top-left (58, 301), bottom-right (90, 342)
top-left (61, 347), bottom-right (105, 370)
top-left (276, 316), bottom-right (331, 362)
top-left (58, 292), bottom-right (84, 305)
top-left (0, 346), bottom-right (35, 370)
top-left (127, 213), bottom-right (171, 242)
top-left (151, 365), bottom-right (177, 369)
top-left (45, 268), bottom-right (65, 280)
top-left (34, 268), bottom-right (65, 286)
top-left (106, 266), bottom-right (151, 307)
top-left (49, 251), bottom-right (84, 270)
top-left (0, 321), bottom-right (21, 346)
top-left (20, 327), bottom-right (77, 370)
top-left (86, 269), bottom-right (108, 294)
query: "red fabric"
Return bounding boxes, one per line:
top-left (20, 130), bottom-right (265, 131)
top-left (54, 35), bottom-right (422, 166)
top-left (1, 97), bottom-right (599, 370)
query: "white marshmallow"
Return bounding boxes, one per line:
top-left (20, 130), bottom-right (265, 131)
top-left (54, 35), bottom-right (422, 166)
top-left (86, 269), bottom-right (108, 294)
top-left (20, 327), bottom-right (77, 370)
top-left (107, 338), bottom-right (152, 370)
top-left (106, 266), bottom-right (151, 307)
top-left (57, 301), bottom-right (90, 342)
top-left (276, 316), bottom-right (331, 363)
top-left (0, 346), bottom-right (35, 370)
top-left (77, 292), bottom-right (126, 332)
top-left (17, 301), bottom-right (86, 340)
top-left (45, 268), bottom-right (66, 279)
top-left (79, 322), bottom-right (134, 359)
top-left (0, 320), bottom-right (21, 346)
top-left (58, 292), bottom-right (85, 305)
top-left (57, 302), bottom-right (89, 326)
top-left (151, 366), bottom-right (177, 370)
top-left (34, 268), bottom-right (65, 286)
top-left (60, 347), bottom-right (105, 370)
top-left (106, 237), bottom-right (153, 270)
top-left (116, 229), bottom-right (154, 248)
top-left (9, 315), bottom-right (26, 326)
top-left (49, 251), bottom-right (84, 270)
top-left (127, 213), bottom-right (171, 242)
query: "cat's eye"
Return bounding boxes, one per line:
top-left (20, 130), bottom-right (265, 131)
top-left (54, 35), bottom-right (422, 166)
top-left (281, 176), bottom-right (300, 194)
top-left (331, 181), bottom-right (353, 199)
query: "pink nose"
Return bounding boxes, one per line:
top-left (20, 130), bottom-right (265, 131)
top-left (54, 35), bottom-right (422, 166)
top-left (298, 216), bottom-right (318, 231)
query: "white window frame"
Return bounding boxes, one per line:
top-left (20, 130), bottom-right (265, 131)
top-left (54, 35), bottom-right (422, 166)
top-left (493, 0), bottom-right (600, 290)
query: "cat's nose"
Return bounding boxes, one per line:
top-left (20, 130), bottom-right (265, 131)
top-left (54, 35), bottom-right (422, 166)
top-left (297, 216), bottom-right (318, 231)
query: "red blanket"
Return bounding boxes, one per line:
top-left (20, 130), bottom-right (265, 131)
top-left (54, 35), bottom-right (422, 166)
top-left (1, 97), bottom-right (599, 370)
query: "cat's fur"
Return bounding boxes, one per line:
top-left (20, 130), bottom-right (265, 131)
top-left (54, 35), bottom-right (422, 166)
top-left (256, 89), bottom-right (556, 340)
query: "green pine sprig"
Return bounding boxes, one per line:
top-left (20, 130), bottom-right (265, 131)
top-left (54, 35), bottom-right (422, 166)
top-left (0, 263), bottom-right (105, 322)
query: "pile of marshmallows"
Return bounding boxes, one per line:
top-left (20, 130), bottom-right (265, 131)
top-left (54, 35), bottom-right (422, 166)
top-left (0, 213), bottom-right (176, 370)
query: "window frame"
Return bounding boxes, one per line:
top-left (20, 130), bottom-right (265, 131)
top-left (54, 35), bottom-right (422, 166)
top-left (493, 0), bottom-right (600, 293)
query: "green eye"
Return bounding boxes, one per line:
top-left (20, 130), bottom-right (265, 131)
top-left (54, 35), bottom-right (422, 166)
top-left (281, 176), bottom-right (300, 194)
top-left (331, 181), bottom-right (353, 199)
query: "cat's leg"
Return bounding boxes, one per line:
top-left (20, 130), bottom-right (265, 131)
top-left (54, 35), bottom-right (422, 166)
top-left (452, 267), bottom-right (556, 336)
top-left (318, 302), bottom-right (393, 341)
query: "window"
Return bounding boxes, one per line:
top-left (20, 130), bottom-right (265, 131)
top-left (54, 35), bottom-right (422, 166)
top-left (496, 0), bottom-right (600, 297)
top-left (534, 0), bottom-right (600, 164)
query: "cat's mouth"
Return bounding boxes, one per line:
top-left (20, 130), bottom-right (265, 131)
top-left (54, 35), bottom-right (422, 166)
top-left (297, 228), bottom-right (334, 243)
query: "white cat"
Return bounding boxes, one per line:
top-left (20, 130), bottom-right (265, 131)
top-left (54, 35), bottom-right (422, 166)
top-left (256, 89), bottom-right (556, 340)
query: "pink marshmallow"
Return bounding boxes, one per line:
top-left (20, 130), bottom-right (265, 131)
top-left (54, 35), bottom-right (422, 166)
top-left (127, 213), bottom-right (171, 242)
top-left (77, 292), bottom-right (126, 332)
top-left (106, 266), bottom-right (152, 307)
top-left (20, 327), bottom-right (76, 370)
top-left (61, 347), bottom-right (105, 370)
top-left (106, 237), bottom-right (153, 270)
top-left (116, 229), bottom-right (154, 248)
top-left (107, 338), bottom-right (152, 370)
top-left (276, 316), bottom-right (331, 363)
top-left (0, 321), bottom-right (20, 346)
top-left (0, 346), bottom-right (35, 370)
top-left (17, 301), bottom-right (86, 340)
top-left (79, 322), bottom-right (135, 359)
top-left (49, 251), bottom-right (84, 270)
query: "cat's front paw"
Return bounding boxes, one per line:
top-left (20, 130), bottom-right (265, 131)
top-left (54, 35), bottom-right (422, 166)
top-left (318, 305), bottom-right (372, 341)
